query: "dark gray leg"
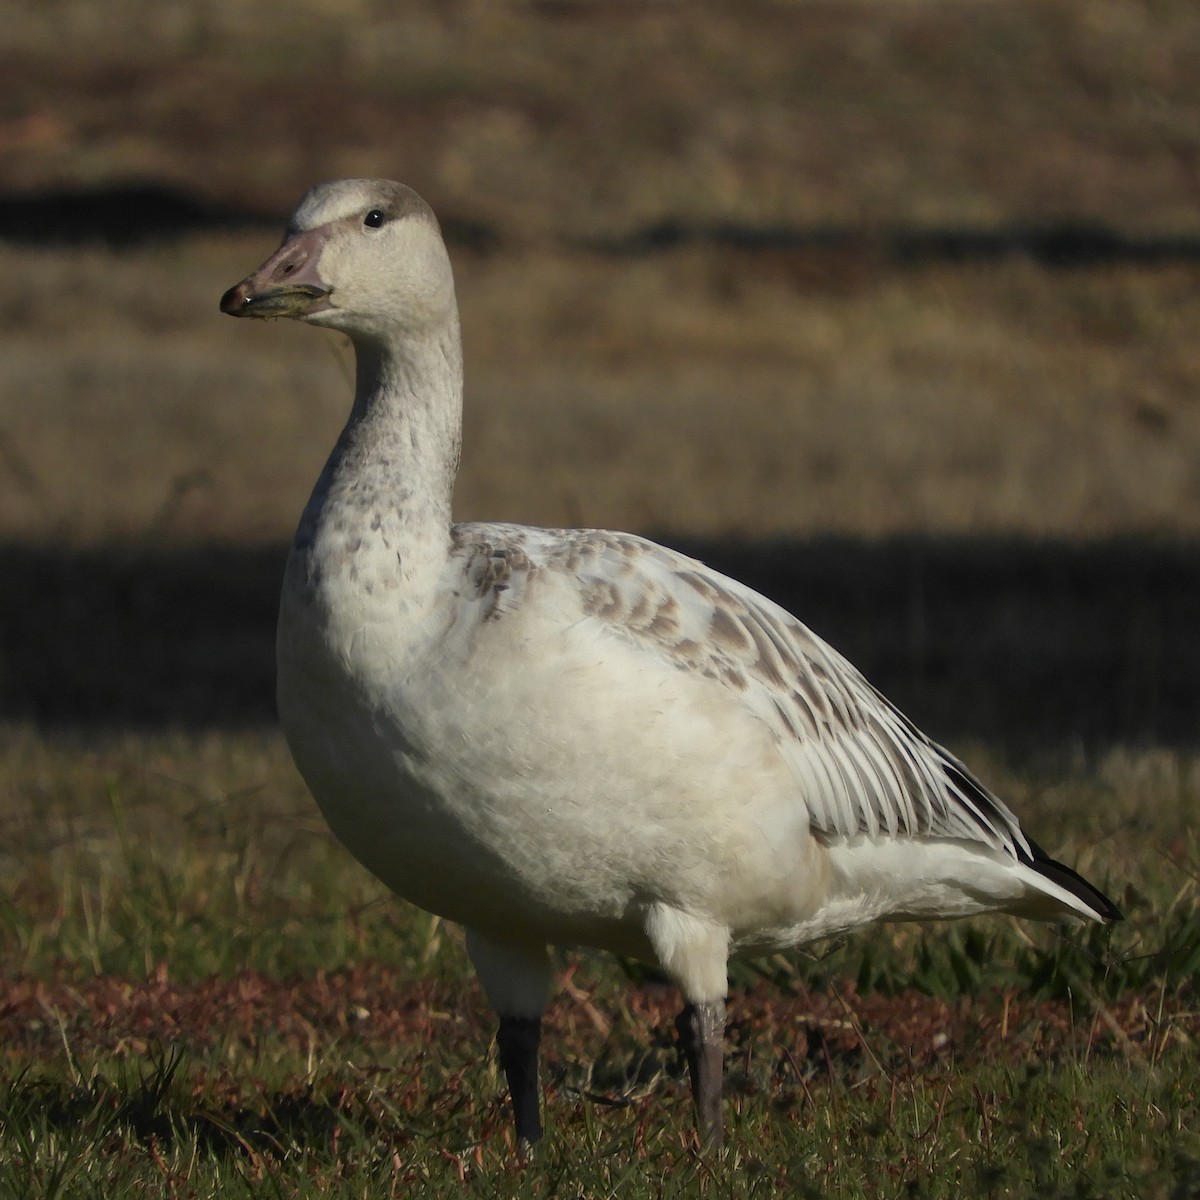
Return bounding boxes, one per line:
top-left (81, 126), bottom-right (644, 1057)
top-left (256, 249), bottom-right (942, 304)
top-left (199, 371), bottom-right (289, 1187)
top-left (496, 1015), bottom-right (542, 1146)
top-left (675, 999), bottom-right (726, 1145)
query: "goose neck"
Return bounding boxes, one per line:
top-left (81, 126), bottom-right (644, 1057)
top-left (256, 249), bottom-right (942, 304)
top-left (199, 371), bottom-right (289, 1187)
top-left (339, 320), bottom-right (462, 501)
top-left (297, 320), bottom-right (463, 572)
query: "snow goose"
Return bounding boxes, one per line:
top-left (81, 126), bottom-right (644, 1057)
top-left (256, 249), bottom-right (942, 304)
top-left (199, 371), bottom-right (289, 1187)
top-left (220, 179), bottom-right (1120, 1148)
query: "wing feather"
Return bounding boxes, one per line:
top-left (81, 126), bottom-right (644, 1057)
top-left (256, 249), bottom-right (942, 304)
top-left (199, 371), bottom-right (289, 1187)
top-left (457, 523), bottom-right (1032, 861)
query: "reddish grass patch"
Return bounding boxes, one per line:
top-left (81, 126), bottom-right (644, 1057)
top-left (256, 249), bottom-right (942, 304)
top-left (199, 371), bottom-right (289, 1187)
top-left (1, 967), bottom-right (1189, 1082)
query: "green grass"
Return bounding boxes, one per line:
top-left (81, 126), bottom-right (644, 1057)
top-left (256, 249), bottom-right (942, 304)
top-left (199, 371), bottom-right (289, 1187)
top-left (2, 1028), bottom-right (1197, 1198)
top-left (1, 728), bottom-right (1197, 1196)
top-left (0, 729), bottom-right (450, 981)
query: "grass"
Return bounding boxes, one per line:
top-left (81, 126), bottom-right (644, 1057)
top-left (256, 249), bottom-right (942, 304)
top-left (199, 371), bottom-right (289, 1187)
top-left (2, 1056), bottom-right (1198, 1198)
top-left (1, 731), bottom-right (1187, 987)
top-left (3, 236), bottom-right (1200, 544)
top-left (0, 729), bottom-right (1197, 1196)
top-left (2, 4), bottom-right (1199, 548)
top-left (6, 1), bottom-right (1200, 237)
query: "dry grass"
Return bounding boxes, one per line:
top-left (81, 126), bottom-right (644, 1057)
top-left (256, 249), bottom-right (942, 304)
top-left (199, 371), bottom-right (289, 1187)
top-left (3, 234), bottom-right (1200, 544)
top-left (3, 1), bottom-right (1200, 544)
top-left (5, 1), bottom-right (1200, 238)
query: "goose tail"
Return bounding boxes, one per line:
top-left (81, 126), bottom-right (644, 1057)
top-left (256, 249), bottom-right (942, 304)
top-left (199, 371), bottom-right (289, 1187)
top-left (1016, 837), bottom-right (1123, 924)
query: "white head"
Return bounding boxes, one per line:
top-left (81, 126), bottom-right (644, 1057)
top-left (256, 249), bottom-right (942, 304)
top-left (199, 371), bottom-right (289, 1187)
top-left (221, 179), bottom-right (457, 346)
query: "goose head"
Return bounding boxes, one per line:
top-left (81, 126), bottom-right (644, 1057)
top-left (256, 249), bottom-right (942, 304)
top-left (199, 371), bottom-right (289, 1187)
top-left (220, 179), bottom-right (456, 344)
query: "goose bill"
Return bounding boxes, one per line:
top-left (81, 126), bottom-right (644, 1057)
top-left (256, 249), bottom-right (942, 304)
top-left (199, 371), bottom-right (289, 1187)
top-left (220, 224), bottom-right (334, 319)
top-left (220, 280), bottom-right (332, 318)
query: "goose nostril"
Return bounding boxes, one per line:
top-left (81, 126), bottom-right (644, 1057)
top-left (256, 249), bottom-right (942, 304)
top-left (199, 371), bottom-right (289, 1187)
top-left (282, 262), bottom-right (296, 276)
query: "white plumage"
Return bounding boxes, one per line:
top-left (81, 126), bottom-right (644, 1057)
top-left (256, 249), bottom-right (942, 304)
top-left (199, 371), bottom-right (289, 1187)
top-left (221, 178), bottom-right (1119, 1147)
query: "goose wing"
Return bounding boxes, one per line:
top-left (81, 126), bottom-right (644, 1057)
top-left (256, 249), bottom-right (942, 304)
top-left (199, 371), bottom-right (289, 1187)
top-left (479, 526), bottom-right (1032, 859)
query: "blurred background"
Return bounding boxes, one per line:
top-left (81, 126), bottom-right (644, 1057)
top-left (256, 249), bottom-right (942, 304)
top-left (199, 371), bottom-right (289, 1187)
top-left (1, 0), bottom-right (1198, 747)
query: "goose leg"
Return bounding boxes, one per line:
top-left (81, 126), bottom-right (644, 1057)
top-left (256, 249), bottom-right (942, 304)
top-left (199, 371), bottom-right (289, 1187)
top-left (675, 998), bottom-right (726, 1145)
top-left (465, 928), bottom-right (554, 1149)
top-left (496, 1015), bottom-right (542, 1145)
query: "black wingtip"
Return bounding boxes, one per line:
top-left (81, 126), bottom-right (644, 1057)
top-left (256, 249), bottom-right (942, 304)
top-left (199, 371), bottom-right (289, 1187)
top-left (1024, 836), bottom-right (1124, 922)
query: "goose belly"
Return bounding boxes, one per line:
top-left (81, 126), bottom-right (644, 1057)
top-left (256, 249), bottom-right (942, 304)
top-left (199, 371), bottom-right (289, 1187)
top-left (276, 621), bottom-right (829, 955)
top-left (280, 695), bottom-right (632, 945)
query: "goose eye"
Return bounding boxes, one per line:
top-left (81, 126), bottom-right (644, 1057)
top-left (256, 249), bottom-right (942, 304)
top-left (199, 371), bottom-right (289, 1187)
top-left (363, 209), bottom-right (386, 229)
